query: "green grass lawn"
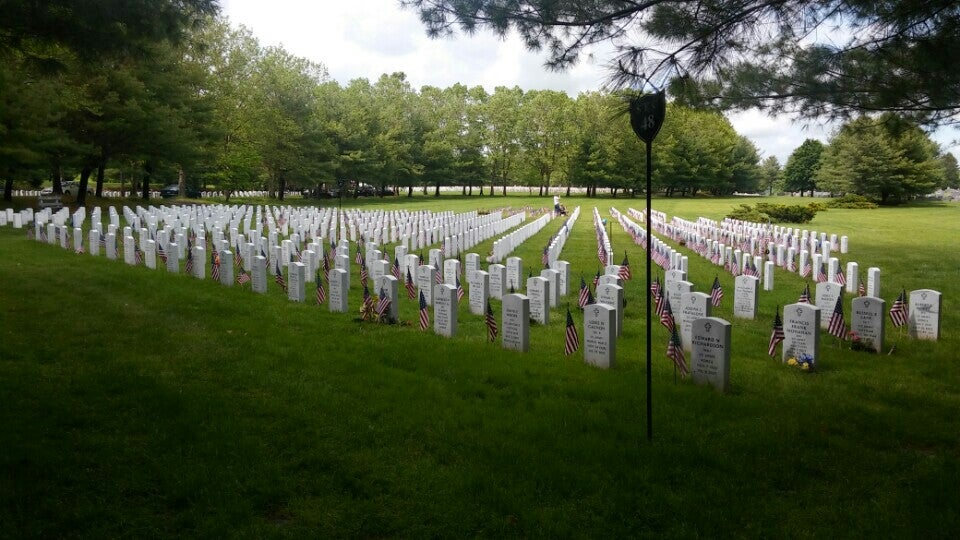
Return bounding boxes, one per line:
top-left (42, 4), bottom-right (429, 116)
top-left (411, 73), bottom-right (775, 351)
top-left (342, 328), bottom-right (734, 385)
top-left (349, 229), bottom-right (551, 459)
top-left (1, 195), bottom-right (958, 537)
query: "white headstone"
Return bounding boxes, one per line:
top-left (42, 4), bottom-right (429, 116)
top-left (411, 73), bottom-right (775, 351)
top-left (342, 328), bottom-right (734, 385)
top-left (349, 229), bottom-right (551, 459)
top-left (288, 262), bottom-right (306, 302)
top-left (443, 259), bottom-right (461, 285)
top-left (328, 268), bottom-right (349, 313)
top-left (433, 284), bottom-right (458, 337)
top-left (506, 257), bottom-right (523, 292)
top-left (251, 254), bottom-right (266, 292)
top-left (375, 275), bottom-right (400, 322)
top-left (783, 303), bottom-right (820, 366)
top-left (851, 296), bottom-right (885, 353)
top-left (846, 262), bottom-right (859, 294)
top-left (468, 270), bottom-right (490, 315)
top-left (88, 230), bottom-right (100, 256)
top-left (733, 275), bottom-right (759, 319)
top-left (583, 303), bottom-right (616, 369)
top-left (123, 236), bottom-right (136, 265)
top-left (166, 243), bottom-right (180, 273)
top-left (691, 317), bottom-right (732, 392)
top-left (763, 261), bottom-right (774, 291)
top-left (815, 282), bottom-right (843, 329)
top-left (866, 267), bottom-right (881, 298)
top-left (541, 269), bottom-right (560, 308)
top-left (417, 265), bottom-right (437, 305)
top-left (464, 253), bottom-right (480, 279)
top-left (105, 233), bottom-right (117, 259)
top-left (488, 264), bottom-right (506, 299)
top-left (596, 283), bottom-right (624, 338)
top-left (554, 260), bottom-right (570, 297)
top-left (527, 276), bottom-right (550, 325)
top-left (668, 280), bottom-right (694, 318)
top-left (502, 294), bottom-right (530, 352)
top-left (217, 249), bottom-right (232, 284)
top-left (680, 292), bottom-right (711, 351)
top-left (908, 289), bottom-right (941, 340)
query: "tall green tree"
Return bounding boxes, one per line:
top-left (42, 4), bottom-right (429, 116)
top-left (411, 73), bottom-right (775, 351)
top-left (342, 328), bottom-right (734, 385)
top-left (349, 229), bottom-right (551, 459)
top-left (783, 139), bottom-right (824, 196)
top-left (817, 115), bottom-right (944, 203)
top-left (759, 156), bottom-right (783, 195)
top-left (406, 1), bottom-right (960, 126)
top-left (484, 86), bottom-right (523, 196)
top-left (517, 90), bottom-right (574, 196)
top-left (939, 153), bottom-right (959, 189)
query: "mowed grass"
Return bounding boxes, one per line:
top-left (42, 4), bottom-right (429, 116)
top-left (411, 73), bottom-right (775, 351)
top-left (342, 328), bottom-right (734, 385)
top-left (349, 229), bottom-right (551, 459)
top-left (1, 195), bottom-right (959, 537)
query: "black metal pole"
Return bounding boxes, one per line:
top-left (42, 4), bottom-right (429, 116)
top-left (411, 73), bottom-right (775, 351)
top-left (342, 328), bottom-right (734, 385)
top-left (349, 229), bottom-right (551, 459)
top-left (645, 140), bottom-right (653, 442)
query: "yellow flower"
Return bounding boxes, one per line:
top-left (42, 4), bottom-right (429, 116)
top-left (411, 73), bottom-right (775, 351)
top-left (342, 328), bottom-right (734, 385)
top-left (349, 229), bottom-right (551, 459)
top-left (787, 358), bottom-right (797, 366)
top-left (801, 363), bottom-right (810, 370)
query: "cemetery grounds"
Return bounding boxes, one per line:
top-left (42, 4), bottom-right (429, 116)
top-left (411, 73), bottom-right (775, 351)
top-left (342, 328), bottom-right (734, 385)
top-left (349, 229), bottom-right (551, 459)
top-left (1, 195), bottom-right (958, 537)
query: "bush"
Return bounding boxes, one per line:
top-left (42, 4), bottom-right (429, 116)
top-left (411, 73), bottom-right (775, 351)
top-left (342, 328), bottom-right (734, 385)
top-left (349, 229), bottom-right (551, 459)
top-left (727, 203), bottom-right (819, 224)
top-left (826, 194), bottom-right (879, 209)
top-left (806, 201), bottom-right (828, 212)
top-left (726, 204), bottom-right (770, 223)
top-left (755, 203), bottom-right (818, 223)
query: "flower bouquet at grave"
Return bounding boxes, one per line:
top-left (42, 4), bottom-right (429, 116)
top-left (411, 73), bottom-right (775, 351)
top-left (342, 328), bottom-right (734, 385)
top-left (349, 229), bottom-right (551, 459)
top-left (786, 353), bottom-right (816, 372)
top-left (848, 331), bottom-right (873, 352)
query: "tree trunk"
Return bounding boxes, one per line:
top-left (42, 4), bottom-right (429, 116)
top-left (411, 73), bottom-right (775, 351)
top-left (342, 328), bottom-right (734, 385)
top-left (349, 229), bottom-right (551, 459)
top-left (3, 176), bottom-right (12, 202)
top-left (53, 167), bottom-right (64, 195)
top-left (502, 177), bottom-right (506, 196)
top-left (434, 181), bottom-right (440, 197)
top-left (178, 166), bottom-right (186, 197)
top-left (95, 158), bottom-right (106, 198)
top-left (142, 161), bottom-right (153, 200)
top-left (407, 185), bottom-right (413, 197)
top-left (77, 165), bottom-right (93, 206)
top-left (565, 184), bottom-right (571, 197)
top-left (277, 173), bottom-right (286, 201)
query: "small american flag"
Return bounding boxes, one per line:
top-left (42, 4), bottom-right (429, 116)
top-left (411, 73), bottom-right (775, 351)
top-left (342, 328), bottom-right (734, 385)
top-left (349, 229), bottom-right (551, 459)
top-left (456, 277), bottom-right (464, 302)
top-left (274, 261), bottom-right (286, 291)
top-left (360, 259), bottom-right (368, 287)
top-left (710, 276), bottom-right (724, 307)
top-left (666, 325), bottom-right (689, 377)
top-left (237, 270), bottom-right (251, 285)
top-left (798, 284), bottom-right (811, 304)
top-left (659, 297), bottom-right (675, 332)
top-left (322, 252), bottom-right (330, 273)
top-left (618, 253), bottom-right (631, 280)
top-left (817, 263), bottom-right (828, 283)
top-left (485, 301), bottom-right (498, 342)
top-left (355, 244), bottom-right (363, 265)
top-left (593, 270), bottom-right (601, 289)
top-left (76, 244), bottom-right (86, 255)
top-left (157, 242), bottom-right (168, 264)
top-left (316, 271), bottom-right (326, 304)
top-left (435, 266), bottom-right (443, 285)
top-left (406, 268), bottom-right (416, 300)
top-left (234, 249), bottom-right (242, 267)
top-left (541, 247), bottom-right (549, 267)
top-left (211, 251), bottom-right (221, 281)
top-left (564, 308), bottom-right (579, 356)
top-left (889, 288), bottom-right (908, 327)
top-left (858, 282), bottom-right (866, 297)
top-left (360, 285), bottom-right (374, 321)
top-left (799, 259), bottom-right (811, 278)
top-left (577, 276), bottom-right (590, 308)
top-left (827, 295), bottom-right (846, 339)
top-left (376, 287), bottom-right (391, 321)
top-left (836, 267), bottom-right (846, 286)
top-left (650, 275), bottom-right (661, 298)
top-left (418, 290), bottom-right (429, 330)
top-left (597, 243), bottom-right (607, 265)
top-left (391, 257), bottom-right (401, 279)
top-left (133, 245), bottom-right (142, 264)
top-left (768, 309), bottom-right (784, 357)
top-left (185, 249), bottom-right (194, 274)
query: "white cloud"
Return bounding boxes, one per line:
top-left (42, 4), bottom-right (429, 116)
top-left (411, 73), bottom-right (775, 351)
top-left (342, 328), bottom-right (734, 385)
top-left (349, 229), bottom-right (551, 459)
top-left (220, 0), bottom-right (960, 163)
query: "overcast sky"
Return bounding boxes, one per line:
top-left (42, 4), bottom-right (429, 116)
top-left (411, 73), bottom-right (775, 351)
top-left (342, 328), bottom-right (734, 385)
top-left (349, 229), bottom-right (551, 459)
top-left (221, 0), bottom-right (957, 164)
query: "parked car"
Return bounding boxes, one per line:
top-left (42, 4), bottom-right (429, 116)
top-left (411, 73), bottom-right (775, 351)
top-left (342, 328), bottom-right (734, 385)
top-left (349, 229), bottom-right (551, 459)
top-left (301, 187), bottom-right (335, 199)
top-left (377, 186), bottom-right (395, 196)
top-left (62, 181), bottom-right (93, 197)
top-left (160, 184), bottom-right (200, 198)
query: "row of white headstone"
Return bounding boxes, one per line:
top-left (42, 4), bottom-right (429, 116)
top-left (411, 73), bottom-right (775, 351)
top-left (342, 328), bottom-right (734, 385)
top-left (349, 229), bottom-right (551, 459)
top-left (490, 213), bottom-right (553, 263)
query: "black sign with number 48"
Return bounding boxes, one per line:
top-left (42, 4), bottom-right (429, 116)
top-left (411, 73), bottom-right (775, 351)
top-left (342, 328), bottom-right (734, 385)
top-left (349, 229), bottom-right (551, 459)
top-left (629, 92), bottom-right (666, 144)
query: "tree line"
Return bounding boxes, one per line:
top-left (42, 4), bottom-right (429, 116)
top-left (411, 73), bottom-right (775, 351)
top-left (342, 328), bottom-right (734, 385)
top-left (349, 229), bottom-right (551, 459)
top-left (2, 10), bottom-right (766, 203)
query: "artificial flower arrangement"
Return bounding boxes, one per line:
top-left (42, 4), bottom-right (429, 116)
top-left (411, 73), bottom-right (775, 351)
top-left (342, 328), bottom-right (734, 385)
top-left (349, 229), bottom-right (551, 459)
top-left (786, 353), bottom-right (815, 371)
top-left (848, 330), bottom-right (873, 352)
